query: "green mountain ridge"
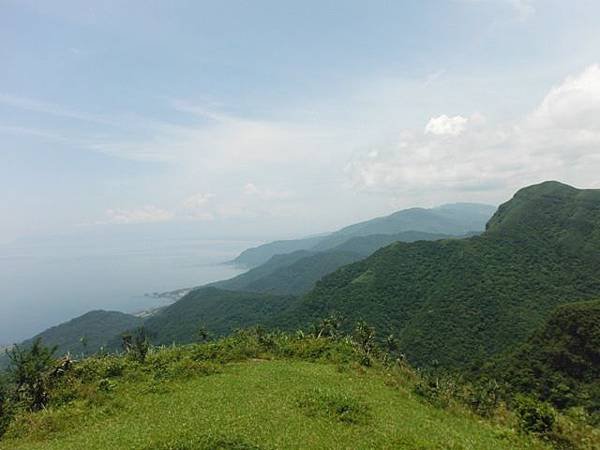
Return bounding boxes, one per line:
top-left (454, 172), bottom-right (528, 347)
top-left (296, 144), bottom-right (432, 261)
top-left (272, 181), bottom-right (600, 368)
top-left (233, 203), bottom-right (495, 267)
top-left (214, 230), bottom-right (455, 296)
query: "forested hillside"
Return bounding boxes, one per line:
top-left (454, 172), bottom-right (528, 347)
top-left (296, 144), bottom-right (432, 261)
top-left (143, 288), bottom-right (298, 345)
top-left (215, 231), bottom-right (453, 296)
top-left (479, 299), bottom-right (600, 420)
top-left (276, 182), bottom-right (600, 368)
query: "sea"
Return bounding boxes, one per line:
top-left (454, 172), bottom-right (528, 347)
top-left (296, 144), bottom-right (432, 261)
top-left (0, 227), bottom-right (257, 346)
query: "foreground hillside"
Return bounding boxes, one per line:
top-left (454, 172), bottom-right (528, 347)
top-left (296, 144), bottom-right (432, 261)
top-left (0, 331), bottom-right (556, 450)
top-left (278, 181), bottom-right (600, 368)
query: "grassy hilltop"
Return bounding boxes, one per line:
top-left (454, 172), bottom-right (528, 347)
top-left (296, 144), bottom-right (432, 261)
top-left (0, 329), bottom-right (559, 450)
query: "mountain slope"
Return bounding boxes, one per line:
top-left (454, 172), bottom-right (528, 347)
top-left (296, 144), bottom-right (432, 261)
top-left (2, 310), bottom-right (142, 365)
top-left (144, 287), bottom-right (297, 345)
top-left (232, 203), bottom-right (495, 267)
top-left (480, 299), bottom-right (600, 416)
top-left (216, 231), bottom-right (454, 296)
top-left (230, 235), bottom-right (326, 268)
top-left (225, 250), bottom-right (363, 296)
top-left (312, 203), bottom-right (495, 252)
top-left (276, 181), bottom-right (600, 368)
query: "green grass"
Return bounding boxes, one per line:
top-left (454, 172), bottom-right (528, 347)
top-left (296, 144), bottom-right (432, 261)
top-left (1, 359), bottom-right (546, 450)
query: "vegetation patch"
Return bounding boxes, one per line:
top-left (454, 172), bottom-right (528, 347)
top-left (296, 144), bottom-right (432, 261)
top-left (296, 387), bottom-right (370, 425)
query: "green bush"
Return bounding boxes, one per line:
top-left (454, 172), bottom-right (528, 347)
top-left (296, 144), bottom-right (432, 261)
top-left (463, 378), bottom-right (502, 417)
top-left (122, 328), bottom-right (150, 363)
top-left (514, 395), bottom-right (556, 434)
top-left (7, 338), bottom-right (57, 411)
top-left (413, 373), bottom-right (461, 409)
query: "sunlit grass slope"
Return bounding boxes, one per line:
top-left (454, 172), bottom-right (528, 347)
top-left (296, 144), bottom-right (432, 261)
top-left (1, 359), bottom-right (546, 450)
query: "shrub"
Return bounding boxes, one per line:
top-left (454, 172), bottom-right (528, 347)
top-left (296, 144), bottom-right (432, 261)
top-left (463, 378), bottom-right (502, 417)
top-left (413, 373), bottom-right (461, 409)
top-left (514, 395), bottom-right (556, 434)
top-left (122, 327), bottom-right (150, 363)
top-left (309, 313), bottom-right (344, 339)
top-left (7, 338), bottom-right (57, 410)
top-left (97, 378), bottom-right (116, 393)
top-left (352, 320), bottom-right (376, 366)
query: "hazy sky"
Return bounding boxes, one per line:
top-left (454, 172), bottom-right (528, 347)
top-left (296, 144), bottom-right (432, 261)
top-left (2, 0), bottom-right (600, 243)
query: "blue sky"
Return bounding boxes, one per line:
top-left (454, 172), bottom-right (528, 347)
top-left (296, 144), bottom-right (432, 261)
top-left (2, 0), bottom-right (600, 243)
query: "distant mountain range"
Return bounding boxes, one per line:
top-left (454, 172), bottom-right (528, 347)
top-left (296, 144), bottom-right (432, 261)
top-left (232, 203), bottom-right (496, 268)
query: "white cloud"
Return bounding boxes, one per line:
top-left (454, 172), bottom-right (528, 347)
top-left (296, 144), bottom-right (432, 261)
top-left (347, 64), bottom-right (600, 199)
top-left (528, 64), bottom-right (600, 131)
top-left (104, 206), bottom-right (174, 224)
top-left (425, 115), bottom-right (469, 136)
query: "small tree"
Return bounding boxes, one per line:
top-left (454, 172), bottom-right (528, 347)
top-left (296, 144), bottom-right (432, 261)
top-left (196, 325), bottom-right (211, 343)
top-left (312, 313), bottom-right (344, 339)
top-left (122, 327), bottom-right (149, 363)
top-left (353, 320), bottom-right (376, 366)
top-left (7, 338), bottom-right (57, 410)
top-left (385, 334), bottom-right (399, 354)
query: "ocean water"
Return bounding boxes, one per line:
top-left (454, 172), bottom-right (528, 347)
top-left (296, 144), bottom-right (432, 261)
top-left (0, 231), bottom-right (256, 346)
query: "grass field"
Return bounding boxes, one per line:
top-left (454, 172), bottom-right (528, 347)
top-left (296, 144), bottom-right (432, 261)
top-left (1, 359), bottom-right (547, 450)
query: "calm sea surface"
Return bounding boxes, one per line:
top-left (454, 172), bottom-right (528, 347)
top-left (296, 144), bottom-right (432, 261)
top-left (0, 233), bottom-right (256, 345)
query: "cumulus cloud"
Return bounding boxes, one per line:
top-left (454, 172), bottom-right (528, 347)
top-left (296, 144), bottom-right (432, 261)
top-left (425, 115), bottom-right (469, 136)
top-left (346, 64), bottom-right (600, 197)
top-left (528, 64), bottom-right (600, 131)
top-left (104, 206), bottom-right (174, 224)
